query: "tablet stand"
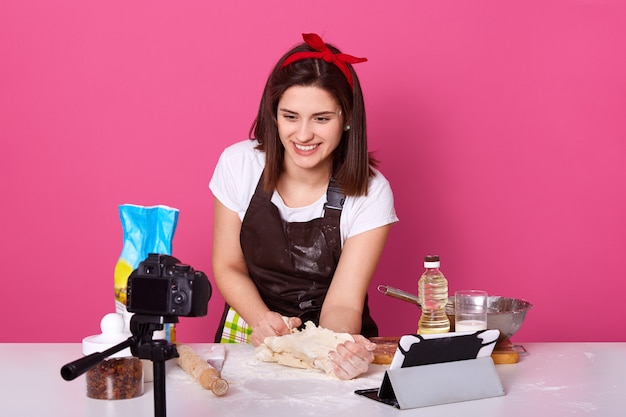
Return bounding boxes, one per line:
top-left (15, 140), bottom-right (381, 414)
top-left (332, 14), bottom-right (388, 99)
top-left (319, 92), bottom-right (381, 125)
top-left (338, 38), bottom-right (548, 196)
top-left (356, 331), bottom-right (505, 409)
top-left (377, 356), bottom-right (504, 409)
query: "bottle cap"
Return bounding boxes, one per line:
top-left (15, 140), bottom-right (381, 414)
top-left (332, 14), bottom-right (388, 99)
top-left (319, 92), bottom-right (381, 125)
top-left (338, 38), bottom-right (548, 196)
top-left (82, 313), bottom-right (133, 357)
top-left (424, 254), bottom-right (440, 268)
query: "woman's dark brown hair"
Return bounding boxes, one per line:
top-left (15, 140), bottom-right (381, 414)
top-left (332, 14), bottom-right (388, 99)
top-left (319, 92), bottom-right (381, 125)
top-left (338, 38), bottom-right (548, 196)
top-left (250, 40), bottom-right (377, 196)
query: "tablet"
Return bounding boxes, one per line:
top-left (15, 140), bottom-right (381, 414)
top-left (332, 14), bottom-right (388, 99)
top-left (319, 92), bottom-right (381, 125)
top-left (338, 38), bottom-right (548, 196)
top-left (388, 329), bottom-right (500, 370)
top-left (355, 329), bottom-right (501, 408)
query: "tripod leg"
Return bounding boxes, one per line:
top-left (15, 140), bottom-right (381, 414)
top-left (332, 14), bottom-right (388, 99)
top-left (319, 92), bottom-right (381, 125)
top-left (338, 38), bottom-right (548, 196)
top-left (153, 360), bottom-right (167, 417)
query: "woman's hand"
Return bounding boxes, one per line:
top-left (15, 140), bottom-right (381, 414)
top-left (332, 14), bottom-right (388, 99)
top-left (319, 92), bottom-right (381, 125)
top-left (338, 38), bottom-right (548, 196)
top-left (328, 335), bottom-right (375, 380)
top-left (250, 312), bottom-right (302, 347)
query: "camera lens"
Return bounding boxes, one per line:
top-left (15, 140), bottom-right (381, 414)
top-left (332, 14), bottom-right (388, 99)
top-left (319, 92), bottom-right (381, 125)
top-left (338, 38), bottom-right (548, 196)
top-left (173, 292), bottom-right (186, 305)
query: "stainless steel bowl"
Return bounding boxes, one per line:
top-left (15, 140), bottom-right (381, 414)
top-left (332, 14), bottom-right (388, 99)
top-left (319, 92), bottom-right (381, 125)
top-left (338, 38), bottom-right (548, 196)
top-left (378, 285), bottom-right (533, 341)
top-left (445, 296), bottom-right (533, 341)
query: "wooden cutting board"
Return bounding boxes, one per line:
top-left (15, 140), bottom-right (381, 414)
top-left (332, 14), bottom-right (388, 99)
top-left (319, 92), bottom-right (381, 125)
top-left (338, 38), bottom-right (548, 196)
top-left (491, 338), bottom-right (520, 364)
top-left (371, 336), bottom-right (521, 365)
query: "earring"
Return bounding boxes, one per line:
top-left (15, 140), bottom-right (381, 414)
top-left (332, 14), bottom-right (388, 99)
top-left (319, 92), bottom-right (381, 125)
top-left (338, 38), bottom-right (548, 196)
top-left (344, 125), bottom-right (351, 131)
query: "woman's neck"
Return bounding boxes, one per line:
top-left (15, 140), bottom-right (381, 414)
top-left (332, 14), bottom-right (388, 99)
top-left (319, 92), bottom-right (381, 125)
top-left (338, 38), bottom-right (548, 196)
top-left (277, 164), bottom-right (331, 208)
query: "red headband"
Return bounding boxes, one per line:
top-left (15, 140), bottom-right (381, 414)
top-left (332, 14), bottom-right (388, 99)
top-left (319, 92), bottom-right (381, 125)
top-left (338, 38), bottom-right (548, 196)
top-left (280, 33), bottom-right (367, 89)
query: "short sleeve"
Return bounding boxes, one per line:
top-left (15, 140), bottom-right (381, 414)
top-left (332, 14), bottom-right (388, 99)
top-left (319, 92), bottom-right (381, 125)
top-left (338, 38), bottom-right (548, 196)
top-left (209, 140), bottom-right (265, 221)
top-left (341, 171), bottom-right (399, 241)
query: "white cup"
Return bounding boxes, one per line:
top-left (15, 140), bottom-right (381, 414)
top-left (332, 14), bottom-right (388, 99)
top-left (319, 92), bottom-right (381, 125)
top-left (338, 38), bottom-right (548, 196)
top-left (455, 290), bottom-right (488, 332)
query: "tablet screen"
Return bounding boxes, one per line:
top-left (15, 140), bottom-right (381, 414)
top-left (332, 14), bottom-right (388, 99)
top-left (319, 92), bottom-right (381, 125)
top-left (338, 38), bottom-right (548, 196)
top-left (389, 329), bottom-right (500, 369)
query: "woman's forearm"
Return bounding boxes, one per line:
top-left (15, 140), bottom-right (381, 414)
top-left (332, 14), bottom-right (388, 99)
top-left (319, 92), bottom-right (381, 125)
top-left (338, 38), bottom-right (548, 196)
top-left (319, 305), bottom-right (363, 334)
top-left (212, 197), bottom-right (270, 328)
top-left (213, 264), bottom-right (270, 328)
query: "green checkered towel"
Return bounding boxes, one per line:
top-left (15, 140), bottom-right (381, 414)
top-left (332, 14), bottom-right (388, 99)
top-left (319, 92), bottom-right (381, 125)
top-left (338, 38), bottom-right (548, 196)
top-left (220, 307), bottom-right (252, 343)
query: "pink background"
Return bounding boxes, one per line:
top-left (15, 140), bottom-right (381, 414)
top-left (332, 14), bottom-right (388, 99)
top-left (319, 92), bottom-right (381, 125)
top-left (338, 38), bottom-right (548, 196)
top-left (1, 1), bottom-right (625, 343)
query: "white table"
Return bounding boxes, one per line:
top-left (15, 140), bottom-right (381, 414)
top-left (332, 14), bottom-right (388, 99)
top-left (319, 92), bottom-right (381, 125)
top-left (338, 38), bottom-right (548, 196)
top-left (1, 342), bottom-right (624, 416)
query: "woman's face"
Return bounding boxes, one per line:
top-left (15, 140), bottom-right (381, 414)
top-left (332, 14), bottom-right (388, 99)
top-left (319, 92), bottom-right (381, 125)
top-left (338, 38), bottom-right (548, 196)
top-left (276, 85), bottom-right (344, 175)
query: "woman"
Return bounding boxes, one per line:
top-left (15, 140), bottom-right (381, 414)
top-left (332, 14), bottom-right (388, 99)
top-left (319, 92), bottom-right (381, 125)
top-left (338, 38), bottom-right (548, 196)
top-left (210, 33), bottom-right (398, 379)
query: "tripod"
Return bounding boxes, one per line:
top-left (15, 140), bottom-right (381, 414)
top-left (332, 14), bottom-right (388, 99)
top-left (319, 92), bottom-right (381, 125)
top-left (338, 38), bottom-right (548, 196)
top-left (61, 314), bottom-right (180, 417)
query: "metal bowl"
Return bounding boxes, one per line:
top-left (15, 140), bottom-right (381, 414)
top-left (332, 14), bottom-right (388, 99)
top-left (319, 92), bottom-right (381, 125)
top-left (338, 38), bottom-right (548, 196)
top-left (445, 296), bottom-right (533, 341)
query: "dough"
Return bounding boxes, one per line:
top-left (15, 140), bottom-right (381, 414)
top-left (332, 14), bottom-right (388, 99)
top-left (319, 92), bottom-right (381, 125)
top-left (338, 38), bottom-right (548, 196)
top-left (255, 321), bottom-right (354, 376)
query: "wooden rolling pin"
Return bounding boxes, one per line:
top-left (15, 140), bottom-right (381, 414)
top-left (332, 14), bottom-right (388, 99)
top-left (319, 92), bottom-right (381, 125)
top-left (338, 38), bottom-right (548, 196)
top-left (176, 344), bottom-right (229, 396)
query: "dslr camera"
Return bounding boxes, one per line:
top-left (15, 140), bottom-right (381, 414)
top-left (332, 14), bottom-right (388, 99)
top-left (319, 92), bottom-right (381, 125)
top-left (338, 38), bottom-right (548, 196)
top-left (126, 253), bottom-right (211, 317)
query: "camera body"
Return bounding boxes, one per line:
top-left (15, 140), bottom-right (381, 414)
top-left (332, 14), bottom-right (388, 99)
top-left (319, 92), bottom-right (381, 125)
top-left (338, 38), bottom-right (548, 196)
top-left (126, 253), bottom-right (211, 317)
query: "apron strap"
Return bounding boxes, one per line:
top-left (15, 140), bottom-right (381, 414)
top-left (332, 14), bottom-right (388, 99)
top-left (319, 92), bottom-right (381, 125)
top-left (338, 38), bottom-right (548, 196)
top-left (324, 177), bottom-right (345, 211)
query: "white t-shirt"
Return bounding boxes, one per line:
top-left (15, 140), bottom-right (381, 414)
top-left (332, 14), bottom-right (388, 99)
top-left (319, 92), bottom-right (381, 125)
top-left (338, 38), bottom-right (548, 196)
top-left (209, 139), bottom-right (399, 245)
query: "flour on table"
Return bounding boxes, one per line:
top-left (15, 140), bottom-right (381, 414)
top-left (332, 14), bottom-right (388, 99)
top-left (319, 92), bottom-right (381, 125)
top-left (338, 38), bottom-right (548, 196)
top-left (255, 321), bottom-right (354, 377)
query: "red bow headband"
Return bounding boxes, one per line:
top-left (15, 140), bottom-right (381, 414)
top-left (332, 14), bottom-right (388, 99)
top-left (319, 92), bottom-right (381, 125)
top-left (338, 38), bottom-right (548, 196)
top-left (280, 33), bottom-right (367, 89)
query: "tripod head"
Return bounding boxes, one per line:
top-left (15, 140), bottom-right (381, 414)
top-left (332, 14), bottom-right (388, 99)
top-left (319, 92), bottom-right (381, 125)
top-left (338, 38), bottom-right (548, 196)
top-left (129, 314), bottom-right (179, 363)
top-left (60, 314), bottom-right (178, 381)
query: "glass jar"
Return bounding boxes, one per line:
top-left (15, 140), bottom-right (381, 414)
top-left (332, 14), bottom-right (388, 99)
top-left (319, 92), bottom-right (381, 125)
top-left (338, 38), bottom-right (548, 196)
top-left (82, 313), bottom-right (143, 400)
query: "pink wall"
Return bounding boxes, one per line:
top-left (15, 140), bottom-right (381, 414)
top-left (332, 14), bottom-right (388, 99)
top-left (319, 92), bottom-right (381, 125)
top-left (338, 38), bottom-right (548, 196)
top-left (2, 1), bottom-right (625, 343)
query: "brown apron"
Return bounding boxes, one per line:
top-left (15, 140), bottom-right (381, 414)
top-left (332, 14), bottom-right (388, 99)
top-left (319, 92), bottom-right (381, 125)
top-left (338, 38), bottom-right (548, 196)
top-left (215, 173), bottom-right (378, 341)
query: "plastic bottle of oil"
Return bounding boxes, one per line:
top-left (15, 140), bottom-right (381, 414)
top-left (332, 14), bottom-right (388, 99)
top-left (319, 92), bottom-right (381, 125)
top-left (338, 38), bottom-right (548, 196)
top-left (417, 255), bottom-right (450, 334)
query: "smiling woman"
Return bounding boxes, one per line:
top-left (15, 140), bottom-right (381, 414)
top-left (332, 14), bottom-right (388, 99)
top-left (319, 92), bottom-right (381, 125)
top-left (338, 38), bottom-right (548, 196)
top-left (208, 33), bottom-right (399, 380)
